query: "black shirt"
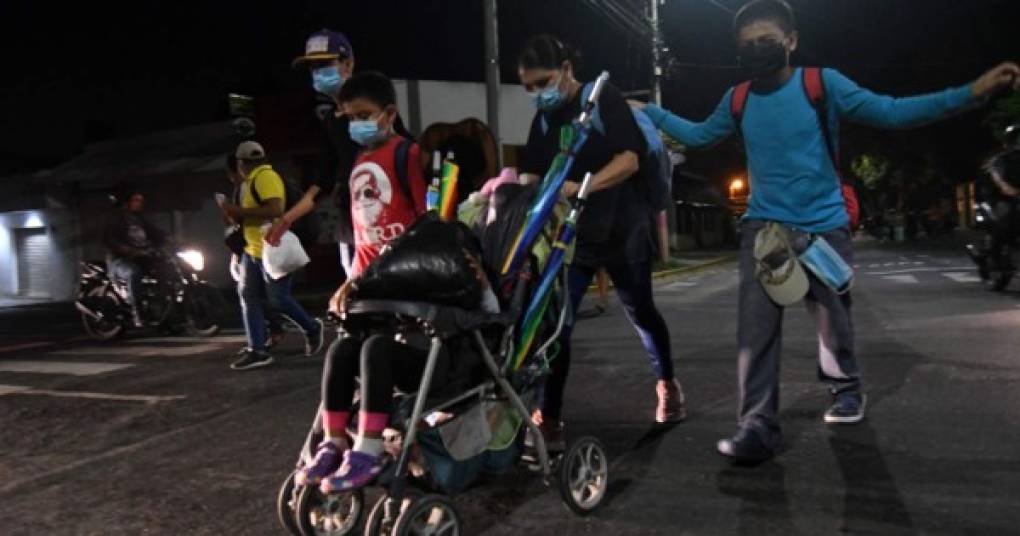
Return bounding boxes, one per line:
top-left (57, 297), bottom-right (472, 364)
top-left (316, 110), bottom-right (412, 244)
top-left (522, 82), bottom-right (653, 267)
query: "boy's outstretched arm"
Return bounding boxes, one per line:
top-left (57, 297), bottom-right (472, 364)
top-left (829, 62), bottom-right (1020, 129)
top-left (631, 92), bottom-right (737, 149)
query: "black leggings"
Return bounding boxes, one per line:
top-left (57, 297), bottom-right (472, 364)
top-left (321, 334), bottom-right (449, 414)
top-left (539, 259), bottom-right (673, 421)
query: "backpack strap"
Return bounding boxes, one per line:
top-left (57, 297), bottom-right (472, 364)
top-left (802, 67), bottom-right (839, 174)
top-left (393, 137), bottom-right (416, 208)
top-left (730, 81), bottom-right (753, 137)
top-left (247, 167), bottom-right (274, 206)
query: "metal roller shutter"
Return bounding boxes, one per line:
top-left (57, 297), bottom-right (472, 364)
top-left (16, 228), bottom-right (51, 297)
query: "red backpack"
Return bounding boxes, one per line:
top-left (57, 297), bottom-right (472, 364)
top-left (730, 67), bottom-right (860, 228)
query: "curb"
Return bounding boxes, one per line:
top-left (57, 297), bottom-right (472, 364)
top-left (586, 254), bottom-right (737, 294)
top-left (651, 255), bottom-right (737, 280)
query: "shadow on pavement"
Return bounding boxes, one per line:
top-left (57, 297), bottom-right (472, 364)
top-left (716, 461), bottom-right (796, 534)
top-left (828, 422), bottom-right (915, 533)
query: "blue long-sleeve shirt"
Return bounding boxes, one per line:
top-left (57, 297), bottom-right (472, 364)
top-left (642, 68), bottom-right (977, 232)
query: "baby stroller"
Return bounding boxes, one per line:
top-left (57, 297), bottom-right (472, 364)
top-left (277, 73), bottom-right (614, 536)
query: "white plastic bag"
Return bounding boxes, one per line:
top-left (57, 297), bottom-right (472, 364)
top-left (262, 228), bottom-right (310, 280)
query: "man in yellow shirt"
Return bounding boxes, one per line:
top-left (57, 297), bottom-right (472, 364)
top-left (221, 141), bottom-right (324, 370)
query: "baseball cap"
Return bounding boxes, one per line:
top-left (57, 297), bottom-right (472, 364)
top-left (235, 141), bottom-right (266, 160)
top-left (753, 222), bottom-right (809, 306)
top-left (292, 29), bottom-right (353, 68)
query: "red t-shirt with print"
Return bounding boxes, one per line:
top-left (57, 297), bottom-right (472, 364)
top-left (348, 135), bottom-right (426, 277)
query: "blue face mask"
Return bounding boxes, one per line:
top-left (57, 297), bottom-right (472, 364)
top-left (532, 73), bottom-right (565, 111)
top-left (798, 236), bottom-right (854, 294)
top-left (349, 119), bottom-right (382, 146)
top-left (312, 66), bottom-right (344, 96)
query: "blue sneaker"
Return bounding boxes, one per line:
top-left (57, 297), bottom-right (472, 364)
top-left (824, 392), bottom-right (866, 424)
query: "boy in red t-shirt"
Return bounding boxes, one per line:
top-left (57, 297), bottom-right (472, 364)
top-left (297, 71), bottom-right (429, 490)
top-left (339, 71), bottom-right (426, 277)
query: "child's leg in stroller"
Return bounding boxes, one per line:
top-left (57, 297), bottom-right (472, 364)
top-left (356, 335), bottom-right (439, 455)
top-left (539, 264), bottom-right (596, 424)
top-left (322, 335), bottom-right (433, 493)
top-left (321, 336), bottom-right (364, 444)
top-left (298, 336), bottom-right (362, 486)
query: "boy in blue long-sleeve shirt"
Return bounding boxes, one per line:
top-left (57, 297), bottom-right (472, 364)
top-left (634, 0), bottom-right (1019, 463)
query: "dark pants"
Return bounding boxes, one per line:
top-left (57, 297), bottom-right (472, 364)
top-left (108, 257), bottom-right (143, 309)
top-left (737, 221), bottom-right (860, 449)
top-left (540, 259), bottom-right (674, 421)
top-left (322, 335), bottom-right (450, 414)
top-left (238, 254), bottom-right (318, 352)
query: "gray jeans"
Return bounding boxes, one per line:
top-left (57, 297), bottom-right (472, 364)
top-left (736, 220), bottom-right (861, 447)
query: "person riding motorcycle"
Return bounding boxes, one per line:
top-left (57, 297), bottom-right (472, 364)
top-left (982, 124), bottom-right (1020, 271)
top-left (102, 192), bottom-right (166, 327)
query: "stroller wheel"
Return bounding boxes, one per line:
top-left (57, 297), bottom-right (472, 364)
top-left (295, 485), bottom-right (364, 536)
top-left (558, 436), bottom-right (609, 516)
top-left (392, 494), bottom-right (461, 536)
top-left (277, 471), bottom-right (301, 536)
top-left (364, 488), bottom-right (423, 536)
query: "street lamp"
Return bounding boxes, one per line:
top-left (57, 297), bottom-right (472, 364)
top-left (729, 177), bottom-right (746, 198)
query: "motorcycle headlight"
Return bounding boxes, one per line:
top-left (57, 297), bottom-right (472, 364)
top-left (176, 249), bottom-right (205, 271)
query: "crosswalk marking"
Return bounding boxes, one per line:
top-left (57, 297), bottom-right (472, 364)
top-left (134, 336), bottom-right (247, 345)
top-left (0, 384), bottom-right (184, 403)
top-left (0, 384), bottom-right (31, 395)
top-left (0, 360), bottom-right (133, 376)
top-left (18, 389), bottom-right (185, 403)
top-left (49, 343), bottom-right (224, 358)
top-left (943, 272), bottom-right (982, 284)
top-left (882, 275), bottom-right (919, 284)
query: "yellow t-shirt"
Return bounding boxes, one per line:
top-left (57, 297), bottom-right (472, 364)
top-left (241, 165), bottom-right (286, 259)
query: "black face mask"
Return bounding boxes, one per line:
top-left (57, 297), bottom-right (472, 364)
top-left (738, 40), bottom-right (789, 79)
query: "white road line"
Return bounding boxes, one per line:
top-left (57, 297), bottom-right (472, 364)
top-left (665, 281), bottom-right (699, 290)
top-left (132, 336), bottom-right (247, 344)
top-left (15, 389), bottom-right (185, 403)
top-left (943, 272), bottom-right (982, 284)
top-left (865, 266), bottom-right (974, 276)
top-left (0, 361), bottom-right (133, 376)
top-left (882, 275), bottom-right (920, 284)
top-left (884, 262), bottom-right (896, 267)
top-left (48, 343), bottom-right (224, 358)
top-left (0, 384), bottom-right (31, 395)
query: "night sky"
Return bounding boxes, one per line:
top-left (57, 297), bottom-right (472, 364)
top-left (2, 0), bottom-right (1019, 183)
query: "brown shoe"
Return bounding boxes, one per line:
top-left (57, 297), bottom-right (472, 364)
top-left (656, 379), bottom-right (687, 423)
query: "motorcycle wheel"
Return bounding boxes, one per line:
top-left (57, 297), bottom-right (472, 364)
top-left (985, 269), bottom-right (1014, 292)
top-left (185, 284), bottom-right (221, 337)
top-left (81, 287), bottom-right (124, 341)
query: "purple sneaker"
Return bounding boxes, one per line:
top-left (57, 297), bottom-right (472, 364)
top-left (295, 441), bottom-right (344, 487)
top-left (319, 450), bottom-right (386, 494)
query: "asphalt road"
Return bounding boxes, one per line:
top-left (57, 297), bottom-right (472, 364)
top-left (1, 238), bottom-right (1018, 535)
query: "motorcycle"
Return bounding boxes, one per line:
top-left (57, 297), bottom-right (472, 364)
top-left (965, 200), bottom-right (1020, 291)
top-left (75, 247), bottom-right (223, 340)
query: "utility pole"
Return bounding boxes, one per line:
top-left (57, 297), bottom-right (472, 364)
top-left (650, 0), bottom-right (664, 105)
top-left (483, 0), bottom-right (502, 168)
top-left (650, 0), bottom-right (673, 260)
